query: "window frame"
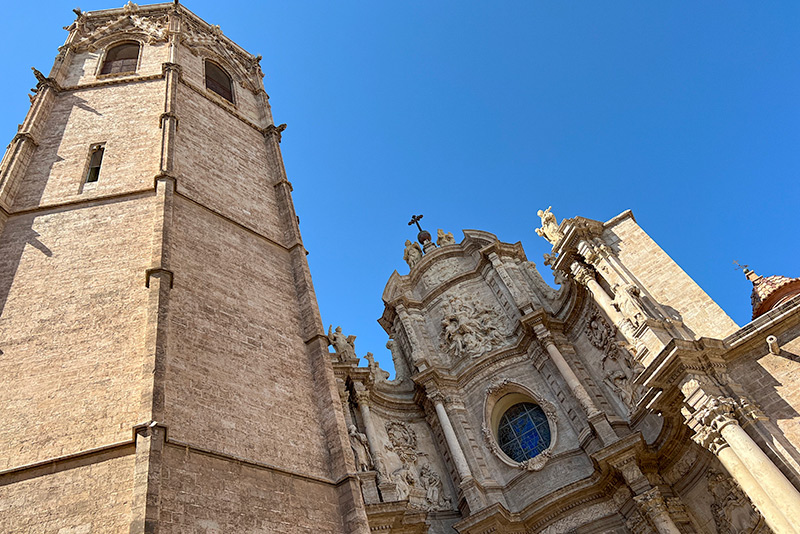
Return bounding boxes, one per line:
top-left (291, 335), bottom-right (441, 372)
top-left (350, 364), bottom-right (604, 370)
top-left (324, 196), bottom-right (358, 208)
top-left (203, 59), bottom-right (235, 104)
top-left (98, 41), bottom-right (142, 77)
top-left (483, 380), bottom-right (558, 471)
top-left (83, 143), bottom-right (106, 187)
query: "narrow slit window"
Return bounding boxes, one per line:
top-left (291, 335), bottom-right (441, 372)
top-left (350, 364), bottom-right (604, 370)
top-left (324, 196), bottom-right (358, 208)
top-left (100, 42), bottom-right (140, 75)
top-left (205, 60), bottom-right (234, 103)
top-left (85, 145), bottom-right (105, 183)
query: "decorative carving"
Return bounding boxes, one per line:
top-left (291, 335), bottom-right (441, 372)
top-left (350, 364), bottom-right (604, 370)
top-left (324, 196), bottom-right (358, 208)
top-left (570, 261), bottom-right (595, 286)
top-left (327, 325), bottom-right (357, 361)
top-left (391, 463), bottom-right (417, 500)
top-left (70, 10), bottom-right (169, 51)
top-left (419, 463), bottom-right (451, 510)
top-left (440, 294), bottom-right (506, 360)
top-left (585, 310), bottom-right (644, 410)
top-left (385, 421), bottom-right (418, 467)
top-left (625, 513), bottom-right (654, 534)
top-left (633, 487), bottom-right (668, 517)
top-left (349, 425), bottom-right (373, 472)
top-left (364, 352), bottom-right (389, 382)
top-left (403, 239), bottom-right (422, 269)
top-left (482, 379), bottom-right (557, 471)
top-left (611, 283), bottom-right (650, 331)
top-left (436, 229), bottom-right (456, 247)
top-left (535, 206), bottom-right (564, 245)
top-left (385, 338), bottom-right (409, 382)
top-left (707, 471), bottom-right (760, 534)
top-left (691, 396), bottom-right (739, 454)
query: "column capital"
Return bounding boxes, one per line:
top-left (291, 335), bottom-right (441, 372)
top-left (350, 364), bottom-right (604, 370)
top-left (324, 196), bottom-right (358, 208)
top-left (570, 261), bottom-right (595, 286)
top-left (633, 487), bottom-right (668, 516)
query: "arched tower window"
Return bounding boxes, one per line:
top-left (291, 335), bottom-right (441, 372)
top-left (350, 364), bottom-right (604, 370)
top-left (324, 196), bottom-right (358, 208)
top-left (100, 42), bottom-right (140, 75)
top-left (496, 402), bottom-right (551, 462)
top-left (205, 60), bottom-right (234, 103)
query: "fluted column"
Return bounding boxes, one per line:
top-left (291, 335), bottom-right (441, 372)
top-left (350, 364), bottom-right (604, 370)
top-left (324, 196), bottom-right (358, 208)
top-left (430, 393), bottom-right (472, 482)
top-left (689, 395), bottom-right (800, 533)
top-left (571, 261), bottom-right (623, 323)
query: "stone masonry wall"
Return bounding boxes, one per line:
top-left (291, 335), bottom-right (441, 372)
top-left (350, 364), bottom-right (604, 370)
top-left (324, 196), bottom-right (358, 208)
top-left (604, 216), bottom-right (739, 339)
top-left (165, 196), bottom-right (334, 477)
top-left (173, 83), bottom-right (282, 243)
top-left (0, 198), bottom-right (154, 468)
top-left (13, 80), bottom-right (163, 210)
top-left (0, 449), bottom-right (135, 534)
top-left (158, 445), bottom-right (345, 533)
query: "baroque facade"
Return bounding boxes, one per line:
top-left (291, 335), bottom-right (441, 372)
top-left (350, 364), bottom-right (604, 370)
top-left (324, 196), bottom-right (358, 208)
top-left (1, 3), bottom-right (799, 533)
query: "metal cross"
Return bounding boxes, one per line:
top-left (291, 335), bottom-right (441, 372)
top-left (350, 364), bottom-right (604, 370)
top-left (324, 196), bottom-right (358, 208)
top-left (408, 214), bottom-right (424, 232)
top-left (733, 260), bottom-right (749, 272)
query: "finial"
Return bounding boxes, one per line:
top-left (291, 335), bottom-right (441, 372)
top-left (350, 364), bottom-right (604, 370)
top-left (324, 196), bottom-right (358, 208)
top-left (408, 214), bottom-right (435, 252)
top-left (73, 7), bottom-right (82, 17)
top-left (734, 261), bottom-right (760, 283)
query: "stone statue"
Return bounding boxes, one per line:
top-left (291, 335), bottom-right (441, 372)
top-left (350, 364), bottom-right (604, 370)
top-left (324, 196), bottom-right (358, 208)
top-left (403, 239), bottom-right (423, 269)
top-left (419, 463), bottom-right (450, 510)
top-left (364, 352), bottom-right (390, 382)
top-left (392, 464), bottom-right (417, 500)
top-left (436, 229), bottom-right (456, 247)
top-left (707, 471), bottom-right (759, 534)
top-left (348, 425), bottom-right (372, 472)
top-left (612, 284), bottom-right (650, 329)
top-left (535, 206), bottom-right (564, 245)
top-left (327, 325), bottom-right (357, 360)
top-left (386, 339), bottom-right (410, 382)
top-left (601, 343), bottom-right (645, 410)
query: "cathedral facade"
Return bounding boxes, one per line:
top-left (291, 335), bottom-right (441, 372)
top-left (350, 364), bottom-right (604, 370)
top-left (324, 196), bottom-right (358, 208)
top-left (1, 3), bottom-right (799, 533)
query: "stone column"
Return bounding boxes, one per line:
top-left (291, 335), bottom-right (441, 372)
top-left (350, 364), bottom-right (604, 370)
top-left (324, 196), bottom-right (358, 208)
top-left (532, 326), bottom-right (599, 419)
top-left (632, 488), bottom-right (682, 534)
top-left (430, 393), bottom-right (472, 482)
top-left (689, 395), bottom-right (800, 533)
top-left (705, 432), bottom-right (797, 534)
top-left (571, 262), bottom-right (624, 325)
top-left (354, 389), bottom-right (398, 501)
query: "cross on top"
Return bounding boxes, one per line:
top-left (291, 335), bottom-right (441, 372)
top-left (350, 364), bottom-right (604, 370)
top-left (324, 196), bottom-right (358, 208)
top-left (408, 214), bottom-right (424, 232)
top-left (733, 260), bottom-right (750, 272)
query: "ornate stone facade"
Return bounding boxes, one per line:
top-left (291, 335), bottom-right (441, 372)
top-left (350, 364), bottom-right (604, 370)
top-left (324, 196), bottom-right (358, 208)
top-left (1, 3), bottom-right (800, 534)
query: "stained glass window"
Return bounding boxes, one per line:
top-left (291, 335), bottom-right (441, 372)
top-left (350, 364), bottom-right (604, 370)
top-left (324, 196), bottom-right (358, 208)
top-left (497, 402), bottom-right (551, 462)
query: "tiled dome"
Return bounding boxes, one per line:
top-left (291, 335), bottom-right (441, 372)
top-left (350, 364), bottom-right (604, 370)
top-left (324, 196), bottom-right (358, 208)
top-left (746, 269), bottom-right (800, 319)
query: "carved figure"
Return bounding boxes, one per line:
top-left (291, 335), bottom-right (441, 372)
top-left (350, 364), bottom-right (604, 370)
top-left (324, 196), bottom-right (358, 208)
top-left (392, 464), bottom-right (417, 500)
top-left (327, 325), bottom-right (356, 360)
top-left (403, 239), bottom-right (423, 269)
top-left (364, 352), bottom-right (390, 382)
top-left (586, 310), bottom-right (644, 411)
top-left (440, 294), bottom-right (506, 360)
top-left (436, 229), bottom-right (456, 247)
top-left (386, 339), bottom-right (410, 382)
top-left (385, 421), bottom-right (419, 467)
top-left (612, 284), bottom-right (649, 330)
top-left (348, 425), bottom-right (372, 472)
top-left (535, 206), bottom-right (564, 245)
top-left (707, 471), bottom-right (759, 534)
top-left (419, 463), bottom-right (450, 510)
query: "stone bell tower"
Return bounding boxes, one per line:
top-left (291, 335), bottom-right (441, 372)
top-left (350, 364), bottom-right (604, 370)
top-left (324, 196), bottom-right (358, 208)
top-left (0, 3), bottom-right (368, 532)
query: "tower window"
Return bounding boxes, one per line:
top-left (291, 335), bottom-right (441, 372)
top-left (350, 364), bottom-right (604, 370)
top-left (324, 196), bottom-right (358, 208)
top-left (85, 145), bottom-right (105, 183)
top-left (496, 402), bottom-right (551, 462)
top-left (205, 60), bottom-right (234, 103)
top-left (100, 42), bottom-right (140, 75)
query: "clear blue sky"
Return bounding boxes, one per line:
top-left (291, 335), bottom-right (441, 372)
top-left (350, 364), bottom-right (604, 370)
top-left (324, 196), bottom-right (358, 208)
top-left (2, 2), bottom-right (798, 377)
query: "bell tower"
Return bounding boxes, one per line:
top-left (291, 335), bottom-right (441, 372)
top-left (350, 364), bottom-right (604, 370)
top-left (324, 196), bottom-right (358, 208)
top-left (0, 3), bottom-right (368, 532)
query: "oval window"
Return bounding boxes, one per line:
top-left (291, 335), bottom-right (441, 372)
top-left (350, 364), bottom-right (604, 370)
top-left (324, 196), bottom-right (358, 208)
top-left (496, 402), bottom-right (551, 462)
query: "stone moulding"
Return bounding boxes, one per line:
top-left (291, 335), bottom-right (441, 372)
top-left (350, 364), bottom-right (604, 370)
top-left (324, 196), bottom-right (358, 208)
top-left (482, 378), bottom-right (558, 471)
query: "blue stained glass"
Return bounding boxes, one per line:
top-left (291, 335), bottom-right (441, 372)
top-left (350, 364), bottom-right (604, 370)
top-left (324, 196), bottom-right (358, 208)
top-left (497, 402), bottom-right (551, 462)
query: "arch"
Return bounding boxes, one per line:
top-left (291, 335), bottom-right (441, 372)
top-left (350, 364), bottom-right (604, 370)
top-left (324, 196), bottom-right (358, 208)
top-left (100, 41), bottom-right (140, 75)
top-left (205, 59), bottom-right (234, 103)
